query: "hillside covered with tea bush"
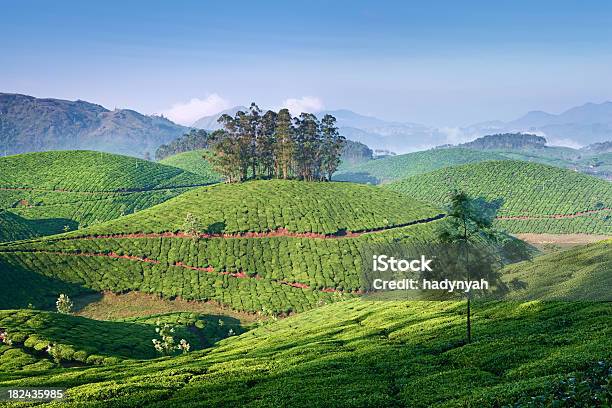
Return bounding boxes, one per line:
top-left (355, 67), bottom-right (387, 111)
top-left (0, 181), bottom-right (447, 314)
top-left (387, 160), bottom-right (612, 234)
top-left (1, 296), bottom-right (609, 407)
top-left (0, 151), bottom-right (218, 241)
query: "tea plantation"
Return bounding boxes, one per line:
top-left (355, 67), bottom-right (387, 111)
top-left (334, 147), bottom-right (507, 184)
top-left (0, 151), bottom-right (219, 241)
top-left (0, 310), bottom-right (245, 371)
top-left (386, 160), bottom-right (612, 234)
top-left (58, 179), bottom-right (443, 236)
top-left (0, 179), bottom-right (446, 314)
top-left (159, 149), bottom-right (221, 181)
top-left (0, 296), bottom-right (609, 407)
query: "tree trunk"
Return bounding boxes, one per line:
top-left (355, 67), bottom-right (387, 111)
top-left (466, 297), bottom-right (471, 344)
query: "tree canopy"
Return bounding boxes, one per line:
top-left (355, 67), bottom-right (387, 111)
top-left (210, 103), bottom-right (346, 182)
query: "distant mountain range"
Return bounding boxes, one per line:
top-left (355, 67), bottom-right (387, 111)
top-left (192, 106), bottom-right (247, 130)
top-left (193, 102), bottom-right (612, 153)
top-left (0, 93), bottom-right (187, 158)
top-left (463, 101), bottom-right (612, 147)
top-left (2, 92), bottom-right (611, 158)
top-left (193, 107), bottom-right (448, 153)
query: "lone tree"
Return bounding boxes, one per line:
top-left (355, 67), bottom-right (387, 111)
top-left (436, 191), bottom-right (503, 344)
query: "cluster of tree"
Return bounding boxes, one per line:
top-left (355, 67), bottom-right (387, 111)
top-left (210, 103), bottom-right (346, 182)
top-left (341, 140), bottom-right (373, 165)
top-left (155, 129), bottom-right (210, 160)
top-left (456, 133), bottom-right (547, 150)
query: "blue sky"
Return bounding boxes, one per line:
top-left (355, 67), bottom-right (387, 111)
top-left (2, 0), bottom-right (612, 126)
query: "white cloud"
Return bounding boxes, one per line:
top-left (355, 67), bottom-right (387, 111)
top-left (545, 136), bottom-right (583, 149)
top-left (161, 94), bottom-right (230, 125)
top-left (280, 96), bottom-right (324, 115)
top-left (439, 127), bottom-right (473, 145)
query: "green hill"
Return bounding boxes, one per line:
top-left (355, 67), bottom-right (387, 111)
top-left (0, 151), bottom-right (218, 241)
top-left (386, 161), bottom-right (612, 234)
top-left (0, 298), bottom-right (609, 406)
top-left (0, 211), bottom-right (38, 242)
top-left (0, 180), bottom-right (445, 314)
top-left (159, 149), bottom-right (221, 181)
top-left (63, 179), bottom-right (441, 236)
top-left (333, 148), bottom-right (507, 184)
top-left (502, 238), bottom-right (611, 301)
top-left (0, 310), bottom-right (243, 371)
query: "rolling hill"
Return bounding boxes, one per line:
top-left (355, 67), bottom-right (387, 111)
top-left (0, 310), bottom-right (245, 371)
top-left (0, 296), bottom-right (609, 406)
top-left (159, 149), bottom-right (221, 180)
top-left (502, 238), bottom-right (611, 301)
top-left (0, 180), bottom-right (445, 313)
top-left (334, 148), bottom-right (507, 184)
top-left (386, 160), bottom-right (612, 234)
top-left (0, 151), bottom-right (218, 241)
top-left (0, 93), bottom-right (187, 158)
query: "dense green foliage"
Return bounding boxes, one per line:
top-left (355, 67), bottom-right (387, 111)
top-left (212, 105), bottom-right (345, 182)
top-left (508, 360), bottom-right (611, 407)
top-left (340, 139), bottom-right (373, 165)
top-left (60, 180), bottom-right (441, 236)
top-left (0, 211), bottom-right (38, 242)
top-left (155, 129), bottom-right (210, 161)
top-left (0, 222), bottom-right (441, 314)
top-left (458, 133), bottom-right (547, 150)
top-left (387, 161), bottom-right (612, 234)
top-left (334, 148), bottom-right (507, 184)
top-left (0, 151), bottom-right (218, 241)
top-left (0, 299), bottom-right (609, 406)
top-left (159, 149), bottom-right (221, 180)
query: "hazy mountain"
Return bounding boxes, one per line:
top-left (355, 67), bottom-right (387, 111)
top-left (465, 101), bottom-right (612, 147)
top-left (192, 106), bottom-right (247, 130)
top-left (456, 133), bottom-right (547, 150)
top-left (192, 106), bottom-right (445, 153)
top-left (0, 93), bottom-right (187, 158)
top-left (582, 141), bottom-right (612, 153)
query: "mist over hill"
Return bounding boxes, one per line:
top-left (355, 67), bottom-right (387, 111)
top-left (0, 93), bottom-right (187, 158)
top-left (3, 93), bottom-right (612, 158)
top-left (464, 101), bottom-right (612, 147)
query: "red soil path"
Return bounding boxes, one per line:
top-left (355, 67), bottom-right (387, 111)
top-left (0, 183), bottom-right (209, 194)
top-left (496, 207), bottom-right (611, 220)
top-left (50, 213), bottom-right (446, 242)
top-left (4, 249), bottom-right (361, 294)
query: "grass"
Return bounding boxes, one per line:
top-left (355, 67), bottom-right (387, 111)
top-left (0, 299), bottom-right (609, 406)
top-left (159, 149), bottom-right (221, 181)
top-left (73, 291), bottom-right (259, 323)
top-left (386, 160), bottom-right (612, 234)
top-left (502, 238), bottom-right (611, 301)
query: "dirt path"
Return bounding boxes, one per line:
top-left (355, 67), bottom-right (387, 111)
top-left (515, 233), bottom-right (610, 250)
top-left (497, 208), bottom-right (611, 220)
top-left (46, 213), bottom-right (446, 242)
top-left (2, 249), bottom-right (360, 294)
top-left (0, 183), bottom-right (210, 194)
